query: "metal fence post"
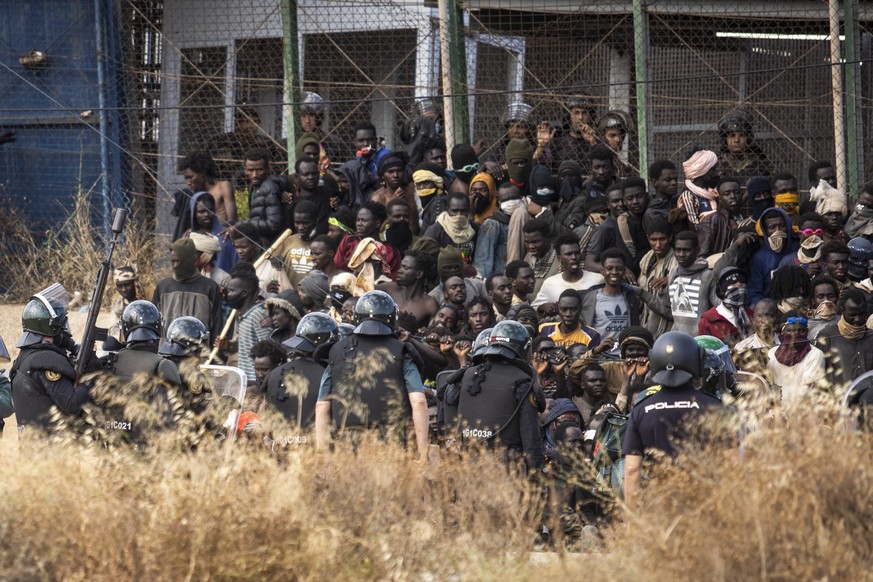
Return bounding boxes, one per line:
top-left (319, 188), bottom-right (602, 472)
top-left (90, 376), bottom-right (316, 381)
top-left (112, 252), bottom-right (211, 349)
top-left (94, 0), bottom-right (112, 243)
top-left (449, 1), bottom-right (470, 144)
top-left (845, 0), bottom-right (862, 197)
top-left (282, 0), bottom-right (301, 171)
top-left (632, 0), bottom-right (650, 181)
top-left (829, 0), bottom-right (847, 193)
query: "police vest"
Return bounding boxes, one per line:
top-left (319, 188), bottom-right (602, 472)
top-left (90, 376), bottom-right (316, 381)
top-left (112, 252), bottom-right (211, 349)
top-left (110, 347), bottom-right (165, 382)
top-left (327, 334), bottom-right (411, 428)
top-left (10, 344), bottom-right (77, 430)
top-left (457, 360), bottom-right (533, 450)
top-left (266, 356), bottom-right (324, 427)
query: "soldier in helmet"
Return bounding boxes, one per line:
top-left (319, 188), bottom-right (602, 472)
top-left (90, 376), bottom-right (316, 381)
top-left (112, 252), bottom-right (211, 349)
top-left (315, 290), bottom-right (430, 460)
top-left (621, 331), bottom-right (722, 509)
top-left (598, 110), bottom-right (632, 179)
top-left (10, 294), bottom-right (91, 436)
top-left (452, 320), bottom-right (544, 469)
top-left (265, 312), bottom-right (337, 428)
top-left (299, 91), bottom-right (350, 163)
top-left (718, 110), bottom-right (770, 186)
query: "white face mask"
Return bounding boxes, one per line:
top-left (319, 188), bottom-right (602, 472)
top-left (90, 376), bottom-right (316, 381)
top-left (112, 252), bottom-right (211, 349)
top-left (500, 199), bottom-right (525, 215)
top-left (768, 231), bottom-right (787, 253)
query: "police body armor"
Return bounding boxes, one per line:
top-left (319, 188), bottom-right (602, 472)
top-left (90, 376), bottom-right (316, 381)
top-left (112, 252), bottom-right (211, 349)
top-left (103, 345), bottom-right (177, 440)
top-left (266, 355), bottom-right (324, 426)
top-left (457, 359), bottom-right (533, 450)
top-left (327, 334), bottom-right (411, 428)
top-left (10, 344), bottom-right (77, 431)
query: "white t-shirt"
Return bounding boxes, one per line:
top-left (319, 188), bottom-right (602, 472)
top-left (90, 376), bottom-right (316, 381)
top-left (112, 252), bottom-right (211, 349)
top-left (531, 271), bottom-right (605, 307)
top-left (766, 345), bottom-right (825, 409)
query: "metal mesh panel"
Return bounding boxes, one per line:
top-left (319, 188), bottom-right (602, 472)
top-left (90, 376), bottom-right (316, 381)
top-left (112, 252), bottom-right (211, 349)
top-left (2, 0), bottom-right (872, 241)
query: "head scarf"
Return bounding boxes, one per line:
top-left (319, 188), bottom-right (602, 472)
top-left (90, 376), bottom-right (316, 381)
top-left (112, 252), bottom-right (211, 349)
top-left (189, 232), bottom-right (221, 254)
top-left (682, 150), bottom-right (719, 218)
top-left (557, 161), bottom-right (584, 202)
top-left (412, 168), bottom-right (445, 198)
top-left (810, 179), bottom-right (848, 218)
top-left (774, 317), bottom-right (811, 366)
top-left (435, 211), bottom-right (475, 246)
top-left (505, 139), bottom-right (534, 186)
top-left (798, 235), bottom-right (823, 264)
top-left (746, 176), bottom-right (774, 220)
top-left (470, 172), bottom-right (497, 223)
top-left (330, 272), bottom-right (360, 296)
top-left (377, 151), bottom-right (408, 177)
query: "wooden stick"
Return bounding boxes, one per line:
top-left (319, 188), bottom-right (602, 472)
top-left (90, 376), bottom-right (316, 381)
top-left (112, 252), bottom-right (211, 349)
top-left (205, 229), bottom-right (293, 364)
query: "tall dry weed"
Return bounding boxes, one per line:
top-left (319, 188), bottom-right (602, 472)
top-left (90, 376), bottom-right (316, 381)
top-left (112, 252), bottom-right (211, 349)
top-left (0, 187), bottom-right (162, 303)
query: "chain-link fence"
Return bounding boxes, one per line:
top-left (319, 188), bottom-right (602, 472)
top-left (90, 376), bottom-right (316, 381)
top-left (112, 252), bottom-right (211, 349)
top-left (2, 0), bottom-right (872, 239)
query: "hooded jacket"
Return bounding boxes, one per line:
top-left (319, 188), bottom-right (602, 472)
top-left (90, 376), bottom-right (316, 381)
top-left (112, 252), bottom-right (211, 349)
top-left (247, 177), bottom-right (285, 243)
top-left (189, 191), bottom-right (238, 272)
top-left (749, 207), bottom-right (799, 306)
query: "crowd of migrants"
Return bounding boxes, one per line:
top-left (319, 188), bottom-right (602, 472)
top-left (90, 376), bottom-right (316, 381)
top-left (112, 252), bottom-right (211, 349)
top-left (5, 93), bottom-right (873, 548)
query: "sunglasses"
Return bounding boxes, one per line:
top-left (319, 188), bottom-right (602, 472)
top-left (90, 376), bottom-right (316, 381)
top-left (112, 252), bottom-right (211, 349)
top-left (799, 228), bottom-right (823, 237)
top-left (784, 316), bottom-right (808, 327)
top-left (457, 162), bottom-right (480, 174)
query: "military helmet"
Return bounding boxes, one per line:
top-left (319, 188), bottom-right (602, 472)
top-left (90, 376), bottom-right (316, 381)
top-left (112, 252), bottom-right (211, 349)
top-left (566, 92), bottom-right (597, 115)
top-left (500, 102), bottom-right (533, 127)
top-left (21, 294), bottom-right (68, 338)
top-left (484, 320), bottom-right (531, 360)
top-left (283, 312), bottom-right (338, 353)
top-left (122, 300), bottom-right (162, 342)
top-left (18, 294), bottom-right (70, 348)
top-left (719, 110), bottom-right (753, 137)
top-left (414, 97), bottom-right (437, 116)
top-left (158, 316), bottom-right (208, 357)
top-left (300, 91), bottom-right (324, 116)
top-left (649, 331), bottom-right (704, 387)
top-left (848, 237), bottom-right (872, 281)
top-left (353, 290), bottom-right (397, 335)
top-left (598, 110), bottom-right (630, 136)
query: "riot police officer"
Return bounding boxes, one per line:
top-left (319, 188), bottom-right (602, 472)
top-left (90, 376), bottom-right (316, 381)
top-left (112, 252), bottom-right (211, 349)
top-left (314, 290), bottom-right (430, 461)
top-left (265, 312), bottom-right (337, 427)
top-left (621, 331), bottom-right (722, 509)
top-left (452, 320), bottom-right (544, 470)
top-left (159, 316), bottom-right (210, 409)
top-left (110, 300), bottom-right (181, 386)
top-left (100, 300), bottom-right (180, 440)
top-left (10, 294), bottom-right (90, 434)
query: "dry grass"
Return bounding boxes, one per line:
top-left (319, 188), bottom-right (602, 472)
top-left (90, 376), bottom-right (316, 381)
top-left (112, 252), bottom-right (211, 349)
top-left (0, 188), bottom-right (163, 303)
top-left (0, 385), bottom-right (871, 579)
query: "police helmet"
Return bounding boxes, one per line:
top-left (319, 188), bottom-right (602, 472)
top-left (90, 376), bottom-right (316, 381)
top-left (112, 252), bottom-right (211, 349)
top-left (848, 237), bottom-right (872, 281)
top-left (500, 102), bottom-right (533, 127)
top-left (414, 98), bottom-right (437, 116)
top-left (337, 323), bottom-right (355, 338)
top-left (353, 290), bottom-right (397, 335)
top-left (484, 320), bottom-right (531, 361)
top-left (598, 110), bottom-right (630, 136)
top-left (566, 92), bottom-right (597, 115)
top-left (695, 335), bottom-right (736, 383)
top-left (122, 300), bottom-right (162, 342)
top-left (300, 91), bottom-right (324, 116)
top-left (719, 111), bottom-right (753, 138)
top-left (18, 294), bottom-right (69, 347)
top-left (158, 316), bottom-right (208, 357)
top-left (283, 312), bottom-right (338, 353)
top-left (649, 331), bottom-right (705, 388)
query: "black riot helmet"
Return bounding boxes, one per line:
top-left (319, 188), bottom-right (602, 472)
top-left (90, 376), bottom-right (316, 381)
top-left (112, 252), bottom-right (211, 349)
top-left (719, 110), bottom-right (754, 139)
top-left (353, 290), bottom-right (397, 336)
top-left (18, 294), bottom-right (70, 347)
top-left (337, 323), bottom-right (355, 338)
top-left (283, 312), bottom-right (338, 354)
top-left (122, 300), bottom-right (162, 342)
top-left (848, 237), bottom-right (872, 282)
top-left (483, 320), bottom-right (531, 361)
top-left (158, 316), bottom-right (208, 357)
top-left (649, 331), bottom-right (705, 388)
top-left (300, 91), bottom-right (324, 117)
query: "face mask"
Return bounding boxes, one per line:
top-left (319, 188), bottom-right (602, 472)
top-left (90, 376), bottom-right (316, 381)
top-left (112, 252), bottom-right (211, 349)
top-left (779, 296), bottom-right (806, 313)
top-left (448, 214), bottom-right (469, 228)
top-left (723, 286), bottom-right (748, 308)
top-left (768, 231), bottom-right (787, 253)
top-left (814, 300), bottom-right (837, 320)
top-left (385, 219), bottom-right (412, 250)
top-left (507, 160), bottom-right (531, 185)
top-left (500, 199), bottom-right (525, 215)
top-left (417, 187), bottom-right (438, 198)
top-left (750, 197), bottom-right (773, 220)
